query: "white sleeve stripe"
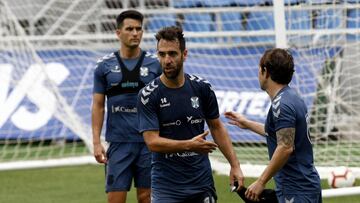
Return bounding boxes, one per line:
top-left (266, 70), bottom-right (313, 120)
top-left (189, 74), bottom-right (210, 85)
top-left (141, 81), bottom-right (159, 97)
top-left (96, 53), bottom-right (115, 64)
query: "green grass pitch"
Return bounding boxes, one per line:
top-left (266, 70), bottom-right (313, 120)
top-left (0, 165), bottom-right (359, 203)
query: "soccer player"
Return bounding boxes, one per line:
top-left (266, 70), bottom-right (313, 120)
top-left (225, 48), bottom-right (322, 203)
top-left (137, 26), bottom-right (244, 203)
top-left (92, 10), bottom-right (161, 203)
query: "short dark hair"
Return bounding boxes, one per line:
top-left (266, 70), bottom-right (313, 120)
top-left (155, 26), bottom-right (186, 52)
top-left (259, 48), bottom-right (294, 85)
top-left (116, 10), bottom-right (143, 28)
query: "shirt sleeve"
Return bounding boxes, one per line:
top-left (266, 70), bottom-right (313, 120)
top-left (137, 88), bottom-right (159, 133)
top-left (273, 101), bottom-right (296, 131)
top-left (93, 63), bottom-right (106, 94)
top-left (202, 82), bottom-right (219, 119)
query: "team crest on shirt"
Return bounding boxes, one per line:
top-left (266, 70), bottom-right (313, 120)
top-left (140, 66), bottom-right (149, 77)
top-left (110, 65), bottom-right (121, 73)
top-left (191, 97), bottom-right (199, 109)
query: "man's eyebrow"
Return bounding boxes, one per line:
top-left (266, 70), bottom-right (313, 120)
top-left (158, 51), bottom-right (177, 53)
top-left (125, 25), bottom-right (142, 28)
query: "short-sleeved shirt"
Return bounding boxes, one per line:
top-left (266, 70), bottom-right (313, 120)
top-left (265, 86), bottom-right (321, 195)
top-left (93, 51), bottom-right (161, 142)
top-left (137, 73), bottom-right (219, 199)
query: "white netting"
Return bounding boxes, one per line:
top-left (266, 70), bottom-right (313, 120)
top-left (0, 0), bottom-right (95, 167)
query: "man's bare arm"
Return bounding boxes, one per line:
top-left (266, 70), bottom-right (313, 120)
top-left (224, 111), bottom-right (266, 136)
top-left (143, 130), bottom-right (217, 153)
top-left (207, 118), bottom-right (244, 188)
top-left (91, 93), bottom-right (106, 163)
top-left (258, 127), bottom-right (295, 185)
top-left (245, 127), bottom-right (295, 200)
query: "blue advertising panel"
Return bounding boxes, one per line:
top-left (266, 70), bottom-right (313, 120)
top-left (0, 47), bottom-right (330, 142)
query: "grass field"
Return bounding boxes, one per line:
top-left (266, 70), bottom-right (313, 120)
top-left (0, 164), bottom-right (359, 203)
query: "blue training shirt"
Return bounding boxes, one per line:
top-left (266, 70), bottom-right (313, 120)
top-left (93, 50), bottom-right (161, 142)
top-left (265, 86), bottom-right (321, 194)
top-left (137, 73), bottom-right (218, 199)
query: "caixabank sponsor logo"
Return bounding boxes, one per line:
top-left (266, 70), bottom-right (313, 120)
top-left (0, 63), bottom-right (69, 131)
top-left (111, 105), bottom-right (137, 113)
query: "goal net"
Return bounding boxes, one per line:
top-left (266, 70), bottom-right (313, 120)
top-left (0, 0), bottom-right (99, 169)
top-left (1, 0), bottom-right (359, 193)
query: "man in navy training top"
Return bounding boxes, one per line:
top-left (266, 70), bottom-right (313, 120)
top-left (92, 10), bottom-right (161, 203)
top-left (137, 26), bottom-right (244, 203)
top-left (225, 48), bottom-right (322, 203)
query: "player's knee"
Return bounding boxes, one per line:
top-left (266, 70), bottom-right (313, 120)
top-left (137, 189), bottom-right (151, 203)
top-left (107, 191), bottom-right (127, 203)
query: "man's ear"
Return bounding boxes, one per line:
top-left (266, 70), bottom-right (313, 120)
top-left (183, 49), bottom-right (188, 61)
top-left (115, 29), bottom-right (121, 38)
top-left (263, 67), bottom-right (270, 78)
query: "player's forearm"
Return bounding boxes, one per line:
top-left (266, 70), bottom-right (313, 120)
top-left (143, 131), bottom-right (192, 153)
top-left (92, 93), bottom-right (105, 144)
top-left (245, 120), bottom-right (266, 136)
top-left (211, 125), bottom-right (240, 167)
top-left (258, 145), bottom-right (292, 185)
top-left (148, 137), bottom-right (193, 153)
top-left (91, 106), bottom-right (104, 144)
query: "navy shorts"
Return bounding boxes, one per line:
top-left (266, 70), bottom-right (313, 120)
top-left (105, 142), bottom-right (151, 192)
top-left (277, 192), bottom-right (322, 203)
top-left (151, 189), bottom-right (217, 203)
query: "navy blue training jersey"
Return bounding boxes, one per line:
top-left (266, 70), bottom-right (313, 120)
top-left (93, 51), bottom-right (161, 142)
top-left (265, 86), bottom-right (321, 194)
top-left (137, 74), bottom-right (219, 199)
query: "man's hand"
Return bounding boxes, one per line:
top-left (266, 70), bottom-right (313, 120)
top-left (230, 165), bottom-right (245, 192)
top-left (93, 143), bottom-right (107, 164)
top-left (245, 179), bottom-right (265, 202)
top-left (224, 111), bottom-right (249, 129)
top-left (189, 131), bottom-right (218, 154)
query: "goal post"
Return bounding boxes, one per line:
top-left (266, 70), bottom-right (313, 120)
top-left (1, 0), bottom-right (360, 198)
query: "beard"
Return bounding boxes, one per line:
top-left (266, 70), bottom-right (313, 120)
top-left (163, 65), bottom-right (182, 79)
